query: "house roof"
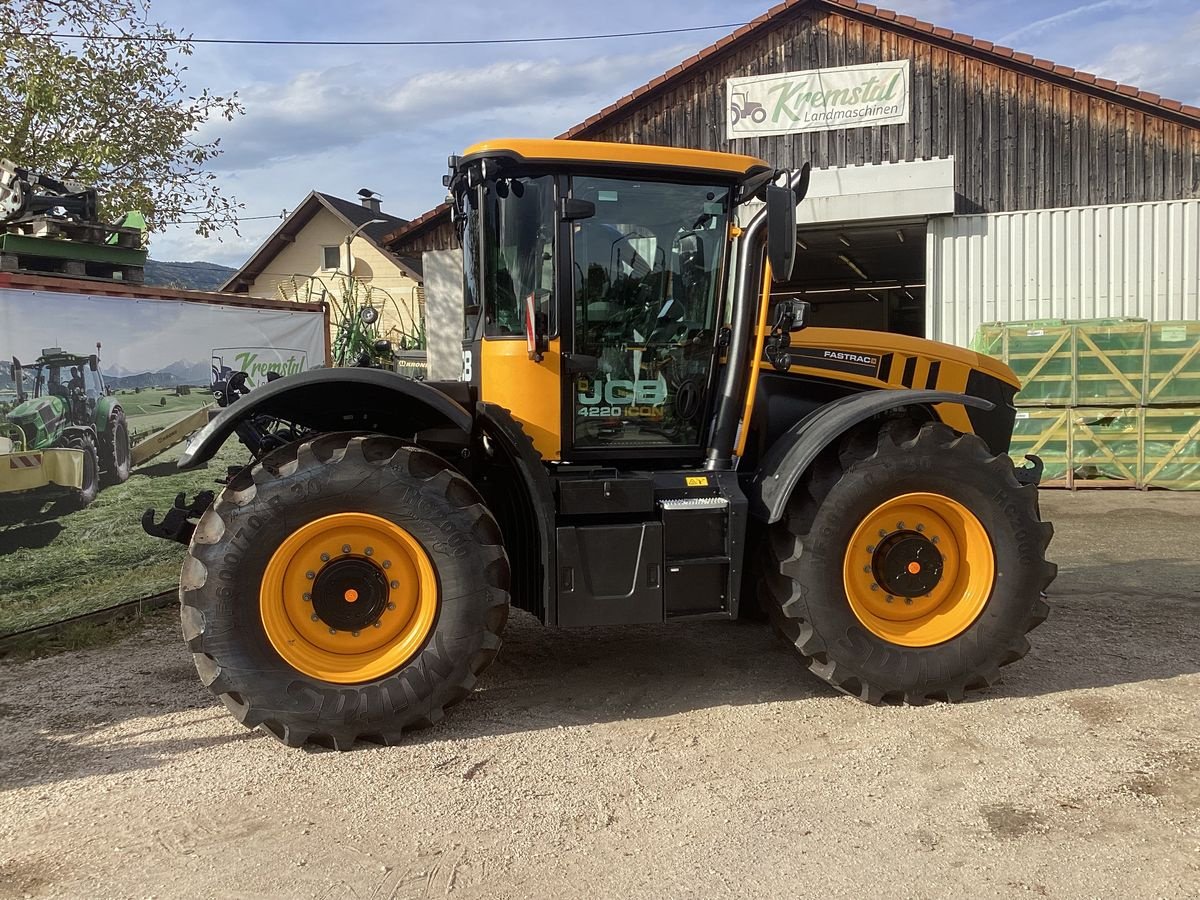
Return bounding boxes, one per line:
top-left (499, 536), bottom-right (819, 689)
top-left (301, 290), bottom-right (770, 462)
top-left (382, 0), bottom-right (1200, 250)
top-left (221, 191), bottom-right (415, 292)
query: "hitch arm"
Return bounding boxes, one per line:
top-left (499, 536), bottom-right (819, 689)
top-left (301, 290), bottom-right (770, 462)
top-left (141, 491), bottom-right (216, 545)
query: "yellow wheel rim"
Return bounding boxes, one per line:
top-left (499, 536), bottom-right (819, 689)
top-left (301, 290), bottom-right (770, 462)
top-left (260, 512), bottom-right (438, 684)
top-left (842, 492), bottom-right (995, 648)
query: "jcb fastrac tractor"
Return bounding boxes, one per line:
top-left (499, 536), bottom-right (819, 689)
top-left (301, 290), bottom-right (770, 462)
top-left (155, 140), bottom-right (1055, 749)
top-left (5, 347), bottom-right (131, 505)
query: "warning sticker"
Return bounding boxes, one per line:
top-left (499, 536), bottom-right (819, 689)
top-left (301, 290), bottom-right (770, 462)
top-left (685, 476), bottom-right (710, 487)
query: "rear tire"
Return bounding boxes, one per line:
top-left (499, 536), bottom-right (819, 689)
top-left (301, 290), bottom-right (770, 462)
top-left (760, 419), bottom-right (1055, 703)
top-left (101, 409), bottom-right (131, 486)
top-left (180, 432), bottom-right (510, 749)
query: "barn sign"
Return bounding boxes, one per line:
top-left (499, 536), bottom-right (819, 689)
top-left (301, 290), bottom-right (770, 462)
top-left (727, 60), bottom-right (910, 138)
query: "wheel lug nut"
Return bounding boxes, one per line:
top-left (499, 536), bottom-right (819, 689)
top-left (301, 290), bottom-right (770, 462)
top-left (365, 547), bottom-right (374, 556)
top-left (342, 544), bottom-right (351, 554)
top-left (931, 536), bottom-right (940, 545)
top-left (305, 571), bottom-right (315, 580)
top-left (916, 524), bottom-right (925, 533)
top-left (387, 602), bottom-right (397, 610)
top-left (867, 545), bottom-right (876, 553)
top-left (329, 627), bottom-right (338, 635)
top-left (904, 597), bottom-right (914, 605)
top-left (897, 521), bottom-right (905, 530)
top-left (389, 581), bottom-right (399, 590)
top-left (372, 621), bottom-right (382, 628)
top-left (352, 630), bottom-right (360, 637)
top-left (303, 592), bottom-right (312, 602)
top-left (310, 613), bottom-right (319, 621)
top-left (878, 529), bottom-right (887, 538)
top-left (382, 560), bottom-right (391, 570)
top-left (320, 553), bottom-right (330, 563)
top-left (862, 565), bottom-right (871, 573)
top-left (869, 583), bottom-right (879, 592)
top-left (886, 595), bottom-right (894, 603)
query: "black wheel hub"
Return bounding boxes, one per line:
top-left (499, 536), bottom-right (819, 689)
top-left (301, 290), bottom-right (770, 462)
top-left (872, 531), bottom-right (945, 598)
top-left (312, 558), bottom-right (389, 631)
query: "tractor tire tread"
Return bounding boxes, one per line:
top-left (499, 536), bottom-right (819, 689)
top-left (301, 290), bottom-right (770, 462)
top-left (180, 432), bottom-right (510, 750)
top-left (761, 419), bottom-right (1056, 705)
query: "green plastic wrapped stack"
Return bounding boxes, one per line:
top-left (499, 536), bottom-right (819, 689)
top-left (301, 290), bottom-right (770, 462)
top-left (973, 318), bottom-right (1200, 490)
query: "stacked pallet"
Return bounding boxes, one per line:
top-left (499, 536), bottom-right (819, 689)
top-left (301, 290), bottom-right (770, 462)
top-left (973, 319), bottom-right (1200, 490)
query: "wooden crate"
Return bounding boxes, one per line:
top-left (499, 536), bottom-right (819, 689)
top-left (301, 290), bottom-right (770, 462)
top-left (1074, 320), bottom-right (1148, 406)
top-left (1146, 322), bottom-right (1200, 405)
top-left (1010, 409), bottom-right (1071, 486)
top-left (1069, 408), bottom-right (1141, 488)
top-left (1141, 408), bottom-right (1200, 490)
top-left (996, 323), bottom-right (1077, 407)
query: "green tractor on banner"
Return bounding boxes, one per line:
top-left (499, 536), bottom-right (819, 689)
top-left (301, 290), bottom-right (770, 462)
top-left (2, 346), bottom-right (131, 505)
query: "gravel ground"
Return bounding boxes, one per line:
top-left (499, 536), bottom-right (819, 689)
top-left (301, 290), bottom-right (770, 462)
top-left (0, 491), bottom-right (1197, 899)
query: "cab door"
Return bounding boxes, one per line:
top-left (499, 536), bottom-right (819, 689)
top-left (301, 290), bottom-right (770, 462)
top-left (564, 175), bottom-right (732, 461)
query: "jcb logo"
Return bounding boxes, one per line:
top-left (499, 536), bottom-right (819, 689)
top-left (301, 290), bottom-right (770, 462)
top-left (578, 377), bottom-right (666, 407)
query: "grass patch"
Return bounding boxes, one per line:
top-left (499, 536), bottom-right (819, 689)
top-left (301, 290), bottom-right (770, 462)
top-left (118, 389), bottom-right (214, 441)
top-left (0, 606), bottom-right (170, 661)
top-left (0, 439), bottom-right (246, 636)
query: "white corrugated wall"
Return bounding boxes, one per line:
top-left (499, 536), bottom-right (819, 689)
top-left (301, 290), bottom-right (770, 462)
top-left (927, 199), bottom-right (1200, 347)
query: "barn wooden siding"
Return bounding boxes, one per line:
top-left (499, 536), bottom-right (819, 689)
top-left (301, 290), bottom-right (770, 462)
top-left (390, 4), bottom-right (1200, 256)
top-left (392, 212), bottom-right (456, 255)
top-left (570, 7), bottom-right (1200, 215)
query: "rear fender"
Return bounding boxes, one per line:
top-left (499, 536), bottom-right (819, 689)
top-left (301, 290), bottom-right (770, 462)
top-left (746, 389), bottom-right (994, 524)
top-left (178, 369), bottom-right (473, 469)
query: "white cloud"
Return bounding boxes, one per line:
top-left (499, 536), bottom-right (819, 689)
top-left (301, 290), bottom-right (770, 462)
top-left (1081, 13), bottom-right (1200, 100)
top-left (202, 47), bottom-right (690, 172)
top-left (999, 1), bottom-right (1137, 45)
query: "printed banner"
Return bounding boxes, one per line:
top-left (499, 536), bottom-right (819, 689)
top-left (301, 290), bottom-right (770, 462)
top-left (0, 287), bottom-right (326, 636)
top-left (727, 60), bottom-right (911, 138)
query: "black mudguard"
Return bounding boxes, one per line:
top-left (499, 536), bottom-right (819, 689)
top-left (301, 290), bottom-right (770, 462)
top-left (745, 389), bottom-right (994, 524)
top-left (178, 368), bottom-right (473, 469)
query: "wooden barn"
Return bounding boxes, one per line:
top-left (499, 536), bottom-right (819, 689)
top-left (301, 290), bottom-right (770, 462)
top-left (386, 0), bottom-right (1200, 376)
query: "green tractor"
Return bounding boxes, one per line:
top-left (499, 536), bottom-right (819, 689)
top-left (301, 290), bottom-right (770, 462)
top-left (5, 346), bottom-right (131, 505)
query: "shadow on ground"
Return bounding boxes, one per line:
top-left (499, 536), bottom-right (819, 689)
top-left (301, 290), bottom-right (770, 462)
top-left (4, 552), bottom-right (1199, 783)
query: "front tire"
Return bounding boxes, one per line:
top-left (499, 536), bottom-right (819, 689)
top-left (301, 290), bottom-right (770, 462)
top-left (761, 420), bottom-right (1055, 703)
top-left (65, 432), bottom-right (99, 507)
top-left (101, 409), bottom-right (131, 486)
top-left (181, 433), bottom-right (510, 749)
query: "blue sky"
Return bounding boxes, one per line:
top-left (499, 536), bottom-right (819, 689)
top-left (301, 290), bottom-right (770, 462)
top-left (145, 0), bottom-right (1200, 266)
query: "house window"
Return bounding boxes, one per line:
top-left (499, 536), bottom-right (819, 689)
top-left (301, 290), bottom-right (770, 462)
top-left (321, 245), bottom-right (341, 271)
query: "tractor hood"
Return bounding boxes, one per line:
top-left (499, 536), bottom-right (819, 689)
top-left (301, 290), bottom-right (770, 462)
top-left (5, 396), bottom-right (66, 451)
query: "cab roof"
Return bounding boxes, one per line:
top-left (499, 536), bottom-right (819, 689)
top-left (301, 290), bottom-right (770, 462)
top-left (460, 138), bottom-right (771, 180)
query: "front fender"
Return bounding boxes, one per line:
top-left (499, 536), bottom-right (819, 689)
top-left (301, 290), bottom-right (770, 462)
top-left (178, 368), bottom-right (473, 469)
top-left (746, 389), bottom-right (994, 524)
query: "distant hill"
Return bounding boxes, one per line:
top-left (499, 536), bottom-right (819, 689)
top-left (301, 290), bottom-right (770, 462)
top-left (144, 259), bottom-right (236, 291)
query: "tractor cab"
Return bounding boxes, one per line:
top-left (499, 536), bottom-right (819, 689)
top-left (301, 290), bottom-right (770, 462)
top-left (448, 140), bottom-right (776, 464)
top-left (12, 349), bottom-right (105, 424)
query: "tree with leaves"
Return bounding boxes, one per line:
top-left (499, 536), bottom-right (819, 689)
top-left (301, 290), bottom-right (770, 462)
top-left (0, 0), bottom-right (243, 235)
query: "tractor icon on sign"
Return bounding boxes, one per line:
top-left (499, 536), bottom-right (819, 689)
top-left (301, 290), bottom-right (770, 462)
top-left (730, 92), bottom-right (768, 125)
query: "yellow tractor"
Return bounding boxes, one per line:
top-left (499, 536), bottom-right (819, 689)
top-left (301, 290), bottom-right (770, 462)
top-left (157, 140), bottom-right (1055, 749)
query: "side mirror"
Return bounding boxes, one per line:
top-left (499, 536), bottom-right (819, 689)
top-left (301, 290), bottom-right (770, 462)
top-left (561, 198), bottom-right (596, 221)
top-left (765, 184), bottom-right (797, 283)
top-left (88, 354), bottom-right (99, 372)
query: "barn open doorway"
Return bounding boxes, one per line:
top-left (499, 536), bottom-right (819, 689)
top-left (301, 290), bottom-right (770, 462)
top-left (776, 220), bottom-right (928, 337)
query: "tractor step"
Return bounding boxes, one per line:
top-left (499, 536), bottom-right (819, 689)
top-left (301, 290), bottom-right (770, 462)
top-left (551, 470), bottom-right (747, 627)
